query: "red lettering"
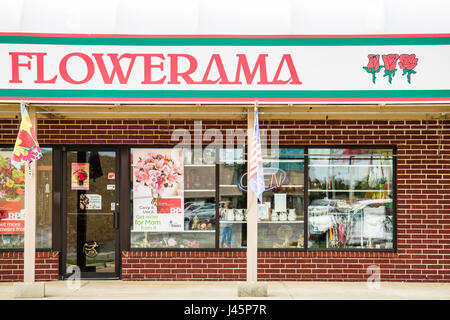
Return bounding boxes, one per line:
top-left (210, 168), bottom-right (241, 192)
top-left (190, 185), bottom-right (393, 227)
top-left (233, 54), bottom-right (269, 84)
top-left (199, 54), bottom-right (232, 84)
top-left (59, 52), bottom-right (95, 84)
top-left (9, 52), bottom-right (33, 83)
top-left (271, 54), bottom-right (302, 85)
top-left (140, 54), bottom-right (166, 84)
top-left (92, 53), bottom-right (137, 84)
top-left (167, 54), bottom-right (199, 84)
top-left (34, 53), bottom-right (57, 84)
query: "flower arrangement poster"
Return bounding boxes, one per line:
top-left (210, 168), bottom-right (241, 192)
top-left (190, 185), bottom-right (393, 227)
top-left (71, 163), bottom-right (89, 190)
top-left (132, 148), bottom-right (184, 232)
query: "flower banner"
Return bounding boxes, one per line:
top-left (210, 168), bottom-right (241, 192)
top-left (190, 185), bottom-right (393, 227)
top-left (11, 103), bottom-right (43, 171)
top-left (131, 148), bottom-right (184, 232)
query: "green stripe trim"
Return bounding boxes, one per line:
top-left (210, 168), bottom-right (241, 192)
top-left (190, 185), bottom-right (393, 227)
top-left (0, 89), bottom-right (449, 99)
top-left (1, 36), bottom-right (450, 46)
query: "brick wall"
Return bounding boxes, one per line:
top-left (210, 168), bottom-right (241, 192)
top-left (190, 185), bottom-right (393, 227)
top-left (0, 252), bottom-right (59, 282)
top-left (121, 251), bottom-right (402, 281)
top-left (1, 118), bottom-right (449, 282)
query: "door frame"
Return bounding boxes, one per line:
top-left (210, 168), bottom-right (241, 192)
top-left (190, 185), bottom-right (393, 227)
top-left (60, 145), bottom-right (121, 280)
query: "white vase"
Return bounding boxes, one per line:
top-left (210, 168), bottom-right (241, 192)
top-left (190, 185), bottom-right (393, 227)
top-left (271, 212), bottom-right (279, 221)
top-left (225, 209), bottom-right (235, 221)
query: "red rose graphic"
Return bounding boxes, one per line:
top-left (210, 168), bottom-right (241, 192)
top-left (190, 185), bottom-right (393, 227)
top-left (367, 54), bottom-right (380, 71)
top-left (363, 54), bottom-right (382, 83)
top-left (382, 54), bottom-right (399, 71)
top-left (382, 54), bottom-right (399, 84)
top-left (399, 54), bottom-right (418, 70)
top-left (399, 54), bottom-right (418, 83)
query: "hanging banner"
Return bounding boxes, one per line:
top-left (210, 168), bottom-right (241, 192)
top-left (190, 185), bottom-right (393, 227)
top-left (131, 148), bottom-right (184, 232)
top-left (71, 163), bottom-right (89, 190)
top-left (0, 33), bottom-right (449, 103)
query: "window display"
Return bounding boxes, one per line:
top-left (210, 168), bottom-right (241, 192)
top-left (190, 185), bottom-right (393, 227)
top-left (257, 148), bottom-right (305, 248)
top-left (129, 146), bottom-right (395, 251)
top-left (130, 148), bottom-right (215, 248)
top-left (0, 147), bottom-right (52, 249)
top-left (308, 148), bottom-right (394, 249)
top-left (219, 148), bottom-right (246, 248)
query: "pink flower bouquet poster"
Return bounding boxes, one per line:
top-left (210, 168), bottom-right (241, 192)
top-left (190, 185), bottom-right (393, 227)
top-left (71, 163), bottom-right (89, 190)
top-left (132, 148), bottom-right (184, 232)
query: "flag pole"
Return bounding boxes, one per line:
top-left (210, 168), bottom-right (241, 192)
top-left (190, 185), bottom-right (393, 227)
top-left (238, 101), bottom-right (267, 297)
top-left (13, 103), bottom-right (45, 298)
top-left (23, 105), bottom-right (37, 283)
top-left (23, 107), bottom-right (36, 282)
top-left (246, 102), bottom-right (258, 283)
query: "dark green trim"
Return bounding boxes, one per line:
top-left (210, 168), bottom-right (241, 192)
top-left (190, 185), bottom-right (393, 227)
top-left (1, 36), bottom-right (450, 46)
top-left (0, 89), bottom-right (449, 99)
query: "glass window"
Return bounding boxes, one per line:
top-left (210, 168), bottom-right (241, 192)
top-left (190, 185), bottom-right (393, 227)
top-left (219, 148), bottom-right (246, 248)
top-left (130, 148), bottom-right (216, 249)
top-left (258, 148), bottom-right (305, 249)
top-left (36, 148), bottom-right (52, 248)
top-left (0, 147), bottom-right (52, 249)
top-left (308, 148), bottom-right (394, 249)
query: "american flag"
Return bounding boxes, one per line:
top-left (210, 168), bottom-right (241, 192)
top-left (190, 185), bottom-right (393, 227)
top-left (248, 106), bottom-right (265, 203)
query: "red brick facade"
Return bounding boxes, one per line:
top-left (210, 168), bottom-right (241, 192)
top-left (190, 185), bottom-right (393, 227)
top-left (0, 252), bottom-right (59, 282)
top-left (0, 118), bottom-right (449, 282)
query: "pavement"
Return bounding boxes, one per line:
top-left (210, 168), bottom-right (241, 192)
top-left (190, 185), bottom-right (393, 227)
top-left (0, 280), bottom-right (450, 300)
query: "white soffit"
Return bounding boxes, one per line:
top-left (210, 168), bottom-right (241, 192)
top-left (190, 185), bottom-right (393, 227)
top-left (0, 0), bottom-right (449, 35)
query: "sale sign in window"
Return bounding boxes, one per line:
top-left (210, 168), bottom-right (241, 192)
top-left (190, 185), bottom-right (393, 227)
top-left (0, 201), bottom-right (24, 234)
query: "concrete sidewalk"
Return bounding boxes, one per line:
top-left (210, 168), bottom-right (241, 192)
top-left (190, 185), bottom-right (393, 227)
top-left (1, 281), bottom-right (449, 300)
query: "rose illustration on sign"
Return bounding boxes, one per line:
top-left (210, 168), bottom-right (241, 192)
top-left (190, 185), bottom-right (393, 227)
top-left (399, 54), bottom-right (418, 84)
top-left (363, 54), bottom-right (382, 83)
top-left (382, 54), bottom-right (399, 84)
top-left (363, 53), bottom-right (418, 84)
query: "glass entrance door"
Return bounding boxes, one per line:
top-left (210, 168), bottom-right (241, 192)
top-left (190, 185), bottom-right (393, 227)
top-left (64, 149), bottom-right (119, 279)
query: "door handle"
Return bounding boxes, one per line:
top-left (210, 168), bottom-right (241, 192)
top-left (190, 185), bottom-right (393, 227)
top-left (113, 202), bottom-right (119, 229)
top-left (113, 211), bottom-right (119, 229)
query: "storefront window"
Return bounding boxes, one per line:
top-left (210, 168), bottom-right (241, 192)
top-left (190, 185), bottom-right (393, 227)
top-left (258, 149), bottom-right (305, 249)
top-left (128, 146), bottom-right (394, 251)
top-left (308, 148), bottom-right (394, 249)
top-left (130, 147), bottom-right (215, 249)
top-left (36, 148), bottom-right (52, 248)
top-left (0, 147), bottom-right (52, 249)
top-left (219, 148), bottom-right (246, 248)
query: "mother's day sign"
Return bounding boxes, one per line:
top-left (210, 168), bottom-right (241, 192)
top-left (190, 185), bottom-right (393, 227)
top-left (131, 148), bottom-right (184, 232)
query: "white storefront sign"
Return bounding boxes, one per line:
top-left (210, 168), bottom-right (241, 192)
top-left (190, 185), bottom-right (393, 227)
top-left (0, 33), bottom-right (449, 103)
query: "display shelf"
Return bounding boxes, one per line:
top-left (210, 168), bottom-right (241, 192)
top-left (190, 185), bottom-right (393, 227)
top-left (308, 189), bottom-right (391, 192)
top-left (219, 184), bottom-right (304, 188)
top-left (309, 164), bottom-right (392, 167)
top-left (179, 230), bottom-right (215, 233)
top-left (184, 164), bottom-right (216, 167)
top-left (220, 220), bottom-right (304, 224)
